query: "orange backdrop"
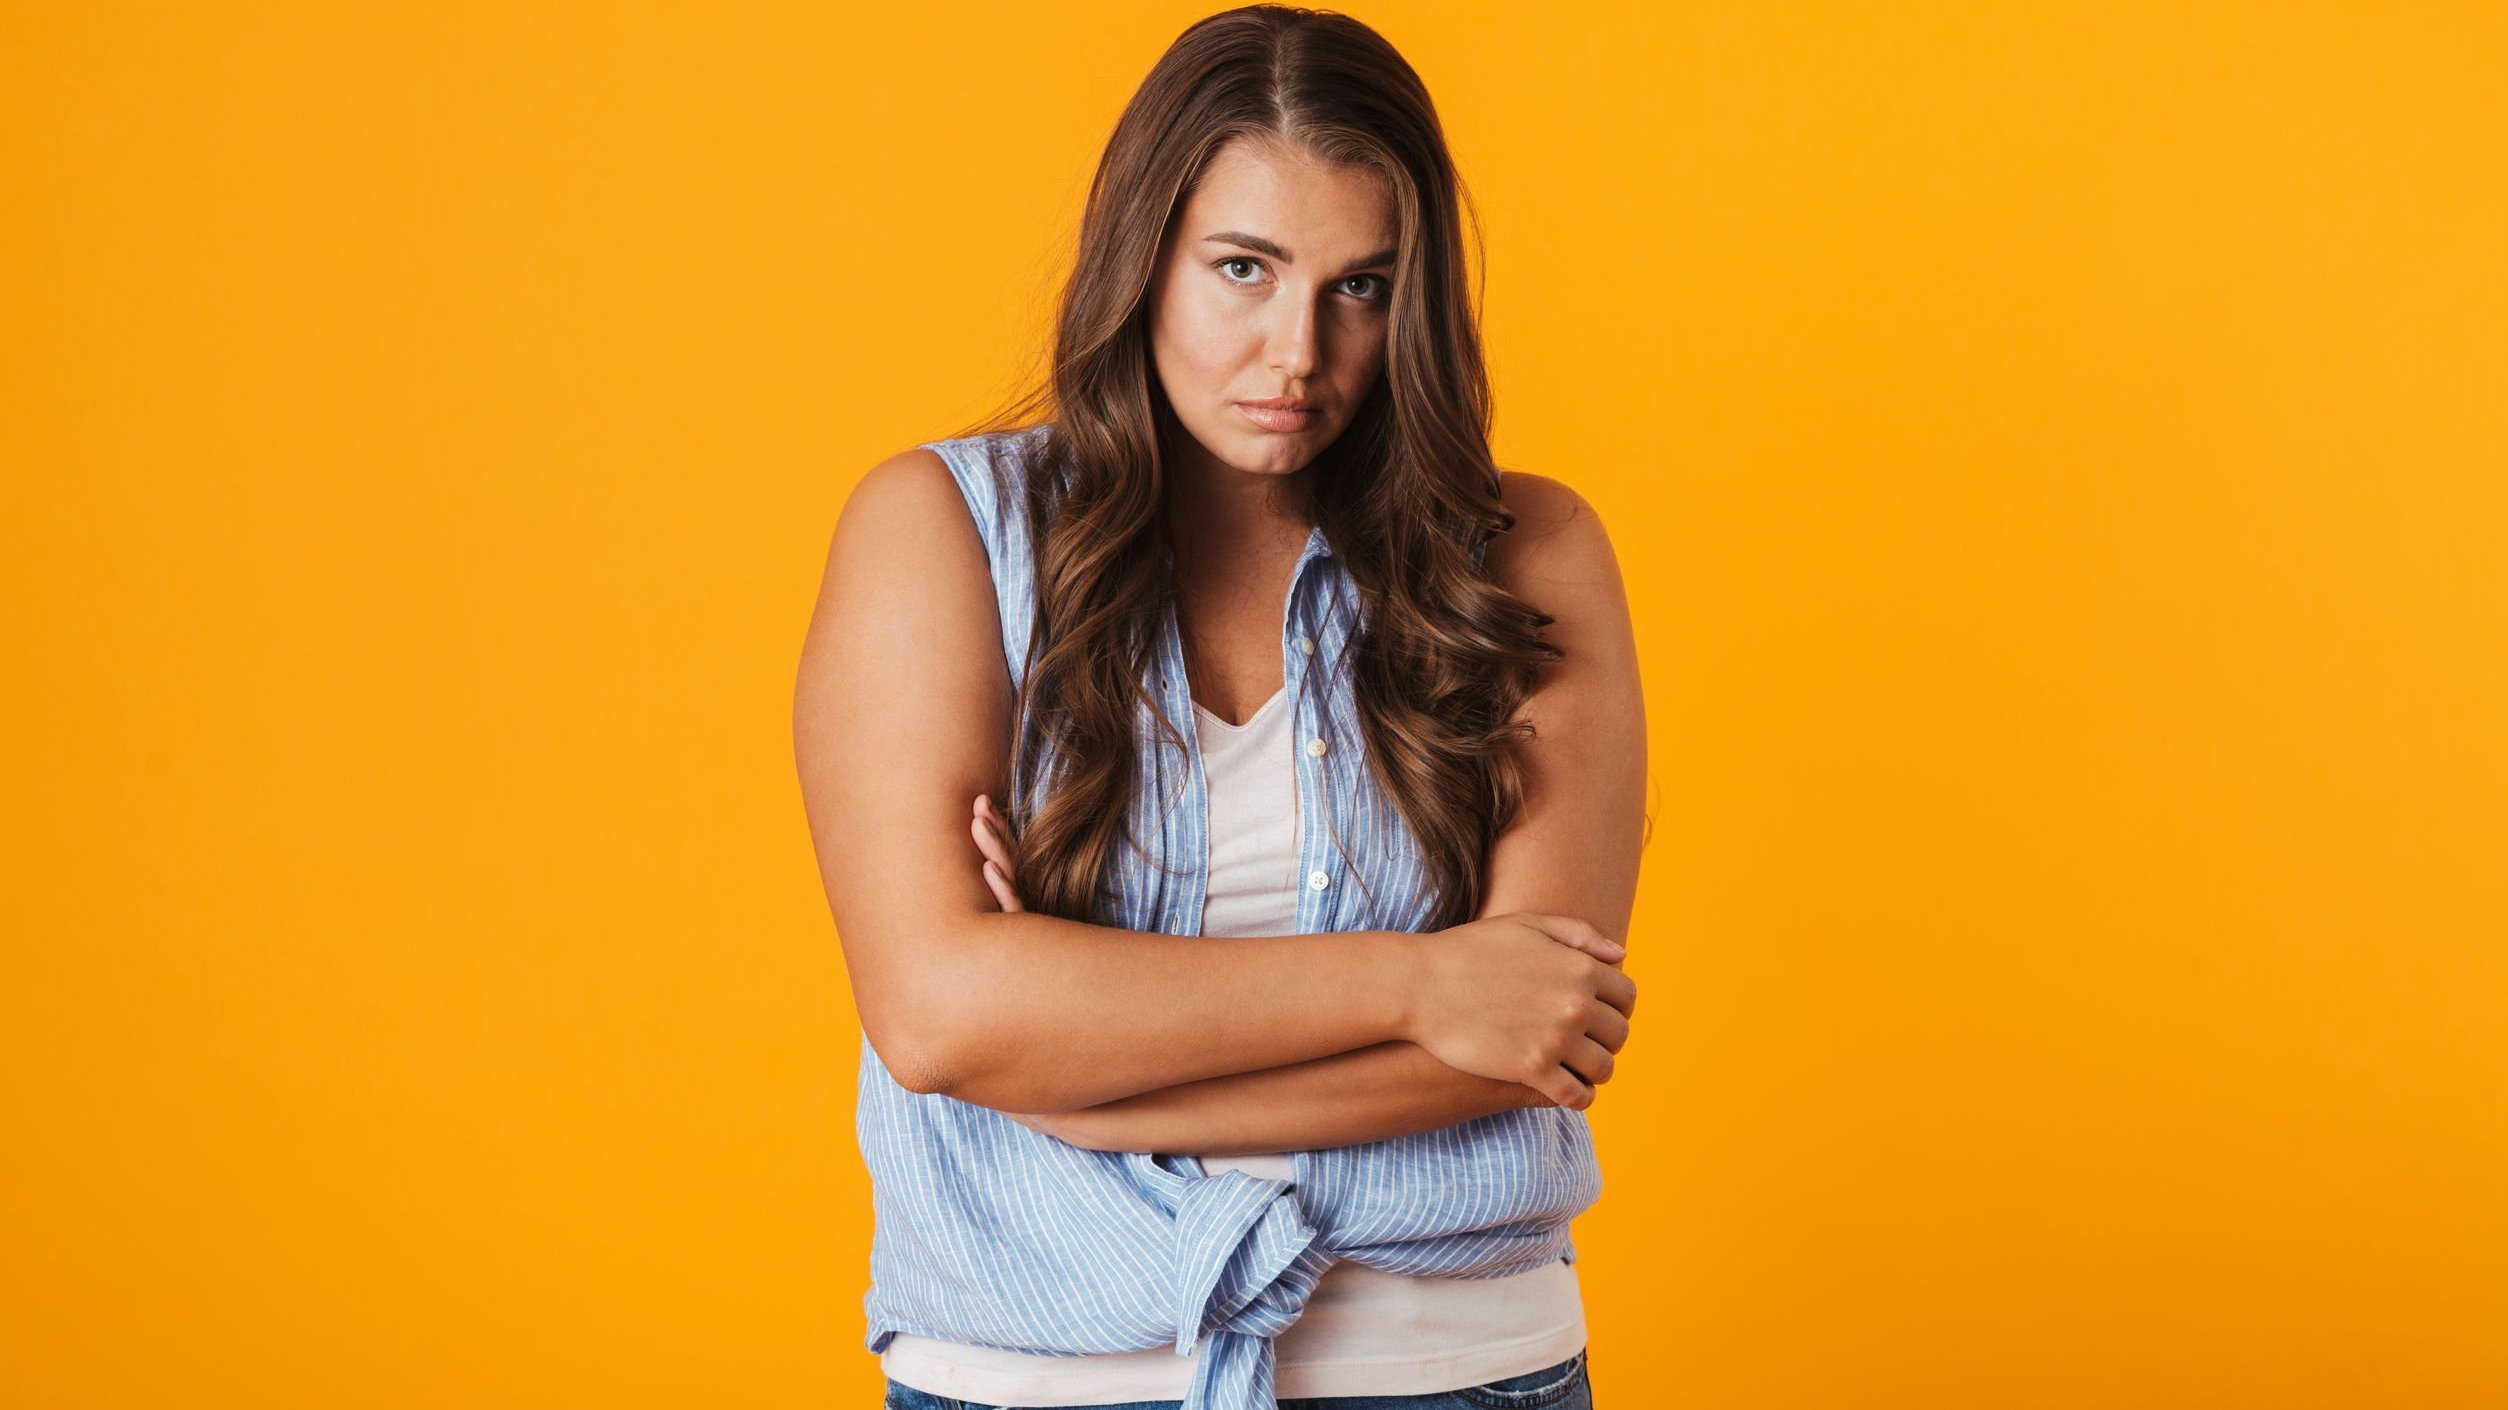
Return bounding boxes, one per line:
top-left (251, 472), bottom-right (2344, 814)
top-left (5, 3), bottom-right (2503, 1407)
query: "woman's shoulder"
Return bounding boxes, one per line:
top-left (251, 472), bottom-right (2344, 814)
top-left (915, 421), bottom-right (1053, 470)
top-left (1494, 468), bottom-right (1595, 534)
top-left (1485, 468), bottom-right (1614, 588)
top-left (862, 418), bottom-right (1058, 551)
top-left (904, 423), bottom-right (1055, 547)
top-left (831, 434), bottom-right (1039, 669)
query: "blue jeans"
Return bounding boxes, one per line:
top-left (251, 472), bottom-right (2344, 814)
top-left (882, 1347), bottom-right (1592, 1410)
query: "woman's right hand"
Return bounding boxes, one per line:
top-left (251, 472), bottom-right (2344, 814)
top-left (1399, 913), bottom-right (1637, 1111)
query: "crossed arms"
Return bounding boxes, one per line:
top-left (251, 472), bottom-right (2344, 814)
top-left (792, 450), bottom-right (1646, 1154)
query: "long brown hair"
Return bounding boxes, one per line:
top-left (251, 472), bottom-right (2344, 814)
top-left (953, 4), bottom-right (1559, 930)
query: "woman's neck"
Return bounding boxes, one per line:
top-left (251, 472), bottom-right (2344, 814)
top-left (1161, 438), bottom-right (1317, 572)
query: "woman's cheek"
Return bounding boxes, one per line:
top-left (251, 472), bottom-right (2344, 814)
top-left (1176, 302), bottom-right (1246, 385)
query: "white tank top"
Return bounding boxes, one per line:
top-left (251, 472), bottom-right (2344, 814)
top-left (881, 685), bottom-right (1586, 1403)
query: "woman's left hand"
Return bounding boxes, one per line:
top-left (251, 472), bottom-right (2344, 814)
top-left (1003, 1103), bottom-right (1112, 1147)
top-left (1003, 1107), bottom-right (1067, 1137)
top-left (970, 793), bottom-right (1024, 913)
top-left (1005, 1106), bottom-right (1114, 1149)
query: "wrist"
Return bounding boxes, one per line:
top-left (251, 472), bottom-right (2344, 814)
top-left (1371, 929), bottom-right (1426, 1044)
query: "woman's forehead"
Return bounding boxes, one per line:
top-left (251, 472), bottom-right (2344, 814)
top-left (1178, 145), bottom-right (1397, 256)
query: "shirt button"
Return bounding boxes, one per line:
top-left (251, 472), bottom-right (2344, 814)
top-left (1298, 635), bottom-right (1315, 656)
top-left (1306, 737), bottom-right (1328, 757)
top-left (1308, 870), bottom-right (1330, 890)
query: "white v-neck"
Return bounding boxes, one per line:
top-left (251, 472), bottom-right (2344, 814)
top-left (1190, 685), bottom-right (1286, 733)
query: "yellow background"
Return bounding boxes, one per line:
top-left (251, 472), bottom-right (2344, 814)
top-left (5, 2), bottom-right (2503, 1406)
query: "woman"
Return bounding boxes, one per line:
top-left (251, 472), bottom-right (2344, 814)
top-left (793, 7), bottom-right (1647, 1409)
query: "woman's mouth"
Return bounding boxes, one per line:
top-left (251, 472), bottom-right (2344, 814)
top-left (1237, 401), bottom-right (1317, 433)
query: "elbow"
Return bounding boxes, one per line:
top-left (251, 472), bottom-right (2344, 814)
top-left (862, 990), bottom-right (1012, 1103)
top-left (849, 920), bottom-right (1057, 1108)
top-left (864, 1018), bottom-right (958, 1096)
top-left (877, 1016), bottom-right (1067, 1113)
top-left (858, 984), bottom-right (974, 1097)
top-left (899, 1031), bottom-right (1032, 1110)
top-left (845, 917), bottom-right (986, 1097)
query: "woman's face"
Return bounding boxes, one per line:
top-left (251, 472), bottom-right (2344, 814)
top-left (1145, 138), bottom-right (1398, 486)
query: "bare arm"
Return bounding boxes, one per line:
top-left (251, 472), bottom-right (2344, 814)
top-left (794, 447), bottom-right (1427, 1114)
top-left (1038, 1041), bottom-right (1547, 1155)
top-left (998, 473), bottom-right (1650, 1152)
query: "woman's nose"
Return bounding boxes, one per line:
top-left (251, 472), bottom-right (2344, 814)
top-left (1266, 297), bottom-right (1320, 380)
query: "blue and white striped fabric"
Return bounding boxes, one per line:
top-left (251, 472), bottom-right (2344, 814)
top-left (853, 424), bottom-right (1602, 1410)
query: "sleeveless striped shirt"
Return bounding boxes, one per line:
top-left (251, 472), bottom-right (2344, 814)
top-left (852, 424), bottom-right (1604, 1410)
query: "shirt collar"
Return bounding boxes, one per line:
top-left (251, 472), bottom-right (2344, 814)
top-left (1160, 523), bottom-right (1334, 576)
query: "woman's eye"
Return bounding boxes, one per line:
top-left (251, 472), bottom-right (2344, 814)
top-left (1212, 258), bottom-right (1386, 302)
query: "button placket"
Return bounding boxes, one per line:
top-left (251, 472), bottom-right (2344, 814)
top-left (1293, 655), bottom-right (1322, 924)
top-left (1162, 593), bottom-right (1209, 937)
top-left (1284, 529), bottom-right (1343, 929)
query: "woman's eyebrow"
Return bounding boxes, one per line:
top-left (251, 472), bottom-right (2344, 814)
top-left (1201, 231), bottom-right (1398, 275)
